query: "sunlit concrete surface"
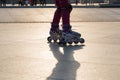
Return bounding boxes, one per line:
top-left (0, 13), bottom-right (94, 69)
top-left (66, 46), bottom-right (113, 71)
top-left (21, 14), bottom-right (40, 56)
top-left (0, 22), bottom-right (120, 80)
top-left (0, 8), bottom-right (120, 23)
top-left (0, 8), bottom-right (120, 80)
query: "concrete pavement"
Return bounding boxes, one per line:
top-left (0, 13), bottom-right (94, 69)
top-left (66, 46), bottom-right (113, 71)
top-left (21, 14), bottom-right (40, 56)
top-left (0, 8), bottom-right (120, 80)
top-left (0, 8), bottom-right (120, 23)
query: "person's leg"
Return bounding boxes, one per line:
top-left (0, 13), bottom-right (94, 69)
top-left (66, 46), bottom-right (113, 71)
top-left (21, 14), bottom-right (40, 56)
top-left (50, 8), bottom-right (61, 32)
top-left (61, 9), bottom-right (71, 32)
top-left (61, 5), bottom-right (81, 37)
top-left (49, 4), bottom-right (62, 42)
top-left (50, 0), bottom-right (61, 32)
top-left (61, 5), bottom-right (73, 32)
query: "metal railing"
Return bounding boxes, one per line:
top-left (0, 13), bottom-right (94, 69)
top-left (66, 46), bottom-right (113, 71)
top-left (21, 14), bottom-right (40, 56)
top-left (1, 0), bottom-right (119, 7)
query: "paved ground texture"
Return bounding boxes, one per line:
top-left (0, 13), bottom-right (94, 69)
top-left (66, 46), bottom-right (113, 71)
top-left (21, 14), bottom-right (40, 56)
top-left (0, 8), bottom-right (120, 80)
top-left (0, 8), bottom-right (120, 22)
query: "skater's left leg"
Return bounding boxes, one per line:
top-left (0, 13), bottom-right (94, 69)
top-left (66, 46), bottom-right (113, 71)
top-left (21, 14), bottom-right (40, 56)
top-left (61, 5), bottom-right (81, 37)
top-left (61, 5), bottom-right (73, 32)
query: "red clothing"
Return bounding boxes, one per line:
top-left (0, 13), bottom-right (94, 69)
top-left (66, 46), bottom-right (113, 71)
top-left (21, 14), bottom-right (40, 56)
top-left (52, 0), bottom-right (71, 25)
top-left (51, 0), bottom-right (72, 32)
top-left (55, 0), bottom-right (70, 7)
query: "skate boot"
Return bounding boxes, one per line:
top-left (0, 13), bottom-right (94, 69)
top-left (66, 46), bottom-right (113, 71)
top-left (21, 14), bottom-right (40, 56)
top-left (59, 25), bottom-right (85, 45)
top-left (47, 24), bottom-right (61, 43)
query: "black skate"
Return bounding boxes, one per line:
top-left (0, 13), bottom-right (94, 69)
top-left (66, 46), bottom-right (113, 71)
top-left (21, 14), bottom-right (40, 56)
top-left (47, 29), bottom-right (62, 43)
top-left (58, 30), bottom-right (85, 45)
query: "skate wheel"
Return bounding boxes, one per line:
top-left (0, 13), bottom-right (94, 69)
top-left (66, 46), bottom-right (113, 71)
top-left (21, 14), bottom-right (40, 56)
top-left (53, 39), bottom-right (57, 43)
top-left (74, 41), bottom-right (78, 44)
top-left (74, 38), bottom-right (79, 44)
top-left (59, 38), bottom-right (66, 45)
top-left (79, 38), bottom-right (85, 43)
top-left (59, 41), bottom-right (66, 45)
top-left (68, 42), bottom-right (73, 45)
top-left (47, 36), bottom-right (52, 42)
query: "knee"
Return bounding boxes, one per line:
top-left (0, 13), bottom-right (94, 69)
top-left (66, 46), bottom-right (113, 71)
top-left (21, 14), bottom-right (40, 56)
top-left (66, 5), bottom-right (73, 13)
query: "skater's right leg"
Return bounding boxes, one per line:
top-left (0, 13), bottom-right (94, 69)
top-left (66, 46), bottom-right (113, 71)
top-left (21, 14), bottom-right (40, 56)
top-left (50, 8), bottom-right (61, 33)
top-left (48, 8), bottom-right (62, 42)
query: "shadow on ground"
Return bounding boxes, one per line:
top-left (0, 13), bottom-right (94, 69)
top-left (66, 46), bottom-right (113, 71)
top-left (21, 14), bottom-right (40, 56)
top-left (47, 43), bottom-right (85, 80)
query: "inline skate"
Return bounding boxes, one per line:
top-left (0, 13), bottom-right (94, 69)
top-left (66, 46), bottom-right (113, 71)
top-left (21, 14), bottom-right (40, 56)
top-left (47, 28), bottom-right (61, 43)
top-left (58, 30), bottom-right (85, 45)
top-left (47, 24), bottom-right (61, 43)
